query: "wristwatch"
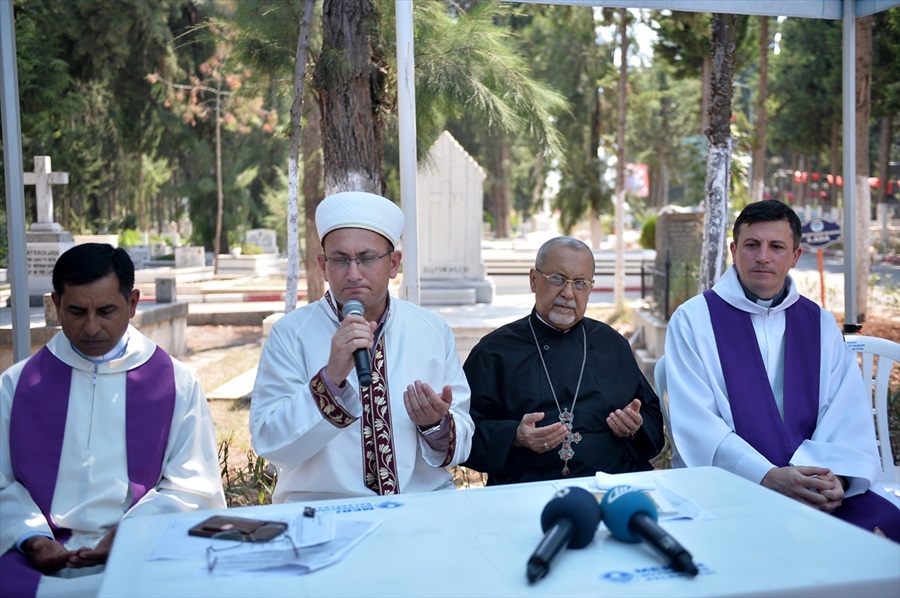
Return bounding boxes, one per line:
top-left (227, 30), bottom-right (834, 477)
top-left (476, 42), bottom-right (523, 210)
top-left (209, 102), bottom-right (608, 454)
top-left (417, 421), bottom-right (442, 436)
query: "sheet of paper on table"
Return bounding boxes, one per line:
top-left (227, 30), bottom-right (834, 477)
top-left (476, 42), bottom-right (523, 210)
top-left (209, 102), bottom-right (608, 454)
top-left (209, 519), bottom-right (382, 576)
top-left (588, 471), bottom-right (703, 520)
top-left (147, 509), bottom-right (382, 575)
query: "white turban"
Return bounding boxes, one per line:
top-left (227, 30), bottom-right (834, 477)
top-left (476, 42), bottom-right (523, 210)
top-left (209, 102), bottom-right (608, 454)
top-left (315, 191), bottom-right (404, 248)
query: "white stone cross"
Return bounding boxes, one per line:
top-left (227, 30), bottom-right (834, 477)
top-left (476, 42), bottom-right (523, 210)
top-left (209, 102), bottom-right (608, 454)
top-left (24, 155), bottom-right (69, 232)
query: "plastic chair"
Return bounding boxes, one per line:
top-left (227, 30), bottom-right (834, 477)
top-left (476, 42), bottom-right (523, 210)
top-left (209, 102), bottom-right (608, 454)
top-left (653, 355), bottom-right (684, 468)
top-left (845, 335), bottom-right (900, 502)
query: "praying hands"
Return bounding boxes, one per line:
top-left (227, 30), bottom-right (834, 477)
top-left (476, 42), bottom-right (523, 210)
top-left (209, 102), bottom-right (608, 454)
top-left (514, 412), bottom-right (570, 453)
top-left (607, 398), bottom-right (643, 439)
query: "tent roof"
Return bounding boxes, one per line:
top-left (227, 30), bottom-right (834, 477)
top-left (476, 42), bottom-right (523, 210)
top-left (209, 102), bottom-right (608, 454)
top-left (513, 0), bottom-right (899, 19)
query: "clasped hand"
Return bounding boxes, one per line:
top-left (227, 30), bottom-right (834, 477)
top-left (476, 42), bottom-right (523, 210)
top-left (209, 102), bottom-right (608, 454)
top-left (761, 466), bottom-right (844, 513)
top-left (24, 528), bottom-right (116, 573)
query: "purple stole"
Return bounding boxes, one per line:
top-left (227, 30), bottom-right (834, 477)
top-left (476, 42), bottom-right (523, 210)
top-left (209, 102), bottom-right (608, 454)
top-left (1, 345), bottom-right (176, 597)
top-left (705, 291), bottom-right (900, 540)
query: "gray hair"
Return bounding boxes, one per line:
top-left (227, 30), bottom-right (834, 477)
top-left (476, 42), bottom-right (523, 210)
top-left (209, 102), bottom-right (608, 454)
top-left (534, 236), bottom-right (595, 273)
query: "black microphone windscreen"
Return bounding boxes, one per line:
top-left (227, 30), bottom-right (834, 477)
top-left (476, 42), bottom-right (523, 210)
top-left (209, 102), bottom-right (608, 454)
top-left (341, 300), bottom-right (364, 318)
top-left (600, 485), bottom-right (658, 543)
top-left (539, 487), bottom-right (601, 549)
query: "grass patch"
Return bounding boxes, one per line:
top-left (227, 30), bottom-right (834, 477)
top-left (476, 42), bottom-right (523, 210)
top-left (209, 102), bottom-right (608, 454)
top-left (194, 344), bottom-right (262, 392)
top-left (218, 437), bottom-right (275, 507)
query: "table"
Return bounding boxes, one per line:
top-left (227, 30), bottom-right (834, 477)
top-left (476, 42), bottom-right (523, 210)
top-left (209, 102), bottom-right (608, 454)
top-left (99, 467), bottom-right (900, 597)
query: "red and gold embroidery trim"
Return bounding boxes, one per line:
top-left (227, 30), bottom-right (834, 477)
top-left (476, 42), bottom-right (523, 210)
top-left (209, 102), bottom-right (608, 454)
top-left (437, 415), bottom-right (457, 468)
top-left (361, 335), bottom-right (399, 495)
top-left (310, 371), bottom-right (357, 428)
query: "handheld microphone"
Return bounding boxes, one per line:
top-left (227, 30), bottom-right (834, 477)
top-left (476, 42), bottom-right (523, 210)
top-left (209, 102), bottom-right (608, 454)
top-left (600, 485), bottom-right (698, 576)
top-left (527, 486), bottom-right (600, 583)
top-left (340, 300), bottom-right (372, 387)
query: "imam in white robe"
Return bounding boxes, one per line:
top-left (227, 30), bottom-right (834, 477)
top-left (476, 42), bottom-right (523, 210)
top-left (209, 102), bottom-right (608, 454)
top-left (251, 295), bottom-right (474, 502)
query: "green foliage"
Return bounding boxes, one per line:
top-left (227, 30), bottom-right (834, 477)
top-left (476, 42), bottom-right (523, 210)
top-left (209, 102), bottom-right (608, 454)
top-left (768, 18), bottom-right (842, 157)
top-left (240, 243), bottom-right (264, 256)
top-left (118, 229), bottom-right (144, 247)
top-left (0, 225), bottom-right (7, 269)
top-left (7, 0), bottom-right (897, 264)
top-left (639, 214), bottom-right (657, 250)
top-left (381, 0), bottom-right (567, 220)
top-left (218, 438), bottom-right (275, 507)
top-left (261, 166), bottom-right (292, 253)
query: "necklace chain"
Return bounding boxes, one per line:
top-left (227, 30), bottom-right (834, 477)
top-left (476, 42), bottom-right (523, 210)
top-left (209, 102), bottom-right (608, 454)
top-left (528, 316), bottom-right (587, 476)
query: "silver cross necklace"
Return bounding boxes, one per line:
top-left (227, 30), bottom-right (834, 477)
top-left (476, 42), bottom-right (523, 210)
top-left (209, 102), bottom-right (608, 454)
top-left (528, 316), bottom-right (587, 477)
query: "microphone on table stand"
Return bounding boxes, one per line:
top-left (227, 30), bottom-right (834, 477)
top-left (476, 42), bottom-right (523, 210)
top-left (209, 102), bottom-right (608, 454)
top-left (526, 486), bottom-right (600, 583)
top-left (600, 485), bottom-right (698, 576)
top-left (340, 300), bottom-right (372, 387)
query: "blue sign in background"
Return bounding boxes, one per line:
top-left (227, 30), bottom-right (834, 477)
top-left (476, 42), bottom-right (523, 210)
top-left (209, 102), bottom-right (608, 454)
top-left (800, 218), bottom-right (841, 249)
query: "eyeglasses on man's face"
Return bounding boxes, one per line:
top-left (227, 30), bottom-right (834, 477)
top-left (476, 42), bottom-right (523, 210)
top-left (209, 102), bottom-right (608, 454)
top-left (322, 250), bottom-right (393, 271)
top-left (534, 268), bottom-right (594, 292)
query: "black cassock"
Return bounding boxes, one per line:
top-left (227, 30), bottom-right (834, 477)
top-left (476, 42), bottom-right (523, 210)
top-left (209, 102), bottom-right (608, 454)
top-left (462, 311), bottom-right (664, 485)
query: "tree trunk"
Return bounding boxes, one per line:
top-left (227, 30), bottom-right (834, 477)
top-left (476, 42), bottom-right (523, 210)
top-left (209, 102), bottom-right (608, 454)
top-left (213, 89), bottom-right (223, 275)
top-left (830, 119), bottom-right (840, 205)
top-left (286, 0), bottom-right (316, 313)
top-left (491, 137), bottom-right (511, 238)
top-left (699, 13), bottom-right (736, 292)
top-left (589, 207), bottom-right (602, 250)
top-left (589, 83), bottom-right (604, 247)
top-left (700, 53), bottom-right (712, 135)
top-left (855, 15), bottom-right (872, 321)
top-left (751, 16), bottom-right (768, 204)
top-left (304, 98), bottom-right (326, 303)
top-left (614, 8), bottom-right (628, 307)
top-left (318, 0), bottom-right (384, 195)
top-left (878, 115), bottom-right (892, 251)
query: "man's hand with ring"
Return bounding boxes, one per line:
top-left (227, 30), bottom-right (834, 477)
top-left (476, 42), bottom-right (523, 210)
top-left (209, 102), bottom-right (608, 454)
top-left (607, 398), bottom-right (643, 439)
top-left (514, 412), bottom-right (568, 453)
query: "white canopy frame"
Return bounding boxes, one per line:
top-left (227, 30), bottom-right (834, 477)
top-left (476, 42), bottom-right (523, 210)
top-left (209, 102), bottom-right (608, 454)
top-left (394, 0), bottom-right (898, 328)
top-left (3, 1), bottom-right (898, 361)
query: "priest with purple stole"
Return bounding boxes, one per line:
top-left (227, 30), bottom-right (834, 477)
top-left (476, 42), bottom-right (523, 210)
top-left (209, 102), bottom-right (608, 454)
top-left (0, 244), bottom-right (226, 597)
top-left (665, 200), bottom-right (899, 540)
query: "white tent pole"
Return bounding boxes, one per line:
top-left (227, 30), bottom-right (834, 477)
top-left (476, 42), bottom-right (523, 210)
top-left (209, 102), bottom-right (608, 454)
top-left (842, 0), bottom-right (858, 331)
top-left (0, 2), bottom-right (32, 363)
top-left (395, 0), bottom-right (420, 305)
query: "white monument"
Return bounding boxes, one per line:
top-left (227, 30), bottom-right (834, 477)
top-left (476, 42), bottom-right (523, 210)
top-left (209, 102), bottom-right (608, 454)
top-left (24, 156), bottom-right (74, 304)
top-left (246, 228), bottom-right (279, 254)
top-left (417, 131), bottom-right (493, 304)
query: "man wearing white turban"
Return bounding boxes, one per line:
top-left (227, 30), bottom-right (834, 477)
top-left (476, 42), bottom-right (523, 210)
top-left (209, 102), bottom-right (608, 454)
top-left (250, 191), bottom-right (474, 501)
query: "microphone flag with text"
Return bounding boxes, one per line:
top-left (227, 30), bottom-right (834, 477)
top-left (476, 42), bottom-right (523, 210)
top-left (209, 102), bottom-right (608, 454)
top-left (527, 486), bottom-right (600, 583)
top-left (600, 485), bottom-right (699, 576)
top-left (341, 300), bottom-right (372, 387)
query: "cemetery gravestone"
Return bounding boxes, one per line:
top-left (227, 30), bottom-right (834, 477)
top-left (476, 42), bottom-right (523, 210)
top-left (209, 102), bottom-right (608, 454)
top-left (654, 206), bottom-right (705, 318)
top-left (174, 246), bottom-right (204, 269)
top-left (161, 221), bottom-right (181, 248)
top-left (125, 246), bottom-right (152, 270)
top-left (417, 131), bottom-right (492, 304)
top-left (24, 156), bottom-right (74, 304)
top-left (246, 228), bottom-right (278, 254)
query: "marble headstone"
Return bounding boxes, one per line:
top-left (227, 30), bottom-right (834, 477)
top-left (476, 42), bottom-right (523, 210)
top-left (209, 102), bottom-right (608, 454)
top-left (24, 156), bottom-right (73, 303)
top-left (417, 131), bottom-right (492, 304)
top-left (246, 228), bottom-right (278, 254)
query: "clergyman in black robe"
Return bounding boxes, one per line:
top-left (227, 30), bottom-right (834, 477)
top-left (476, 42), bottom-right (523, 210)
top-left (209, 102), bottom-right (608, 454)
top-left (462, 237), bottom-right (664, 485)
